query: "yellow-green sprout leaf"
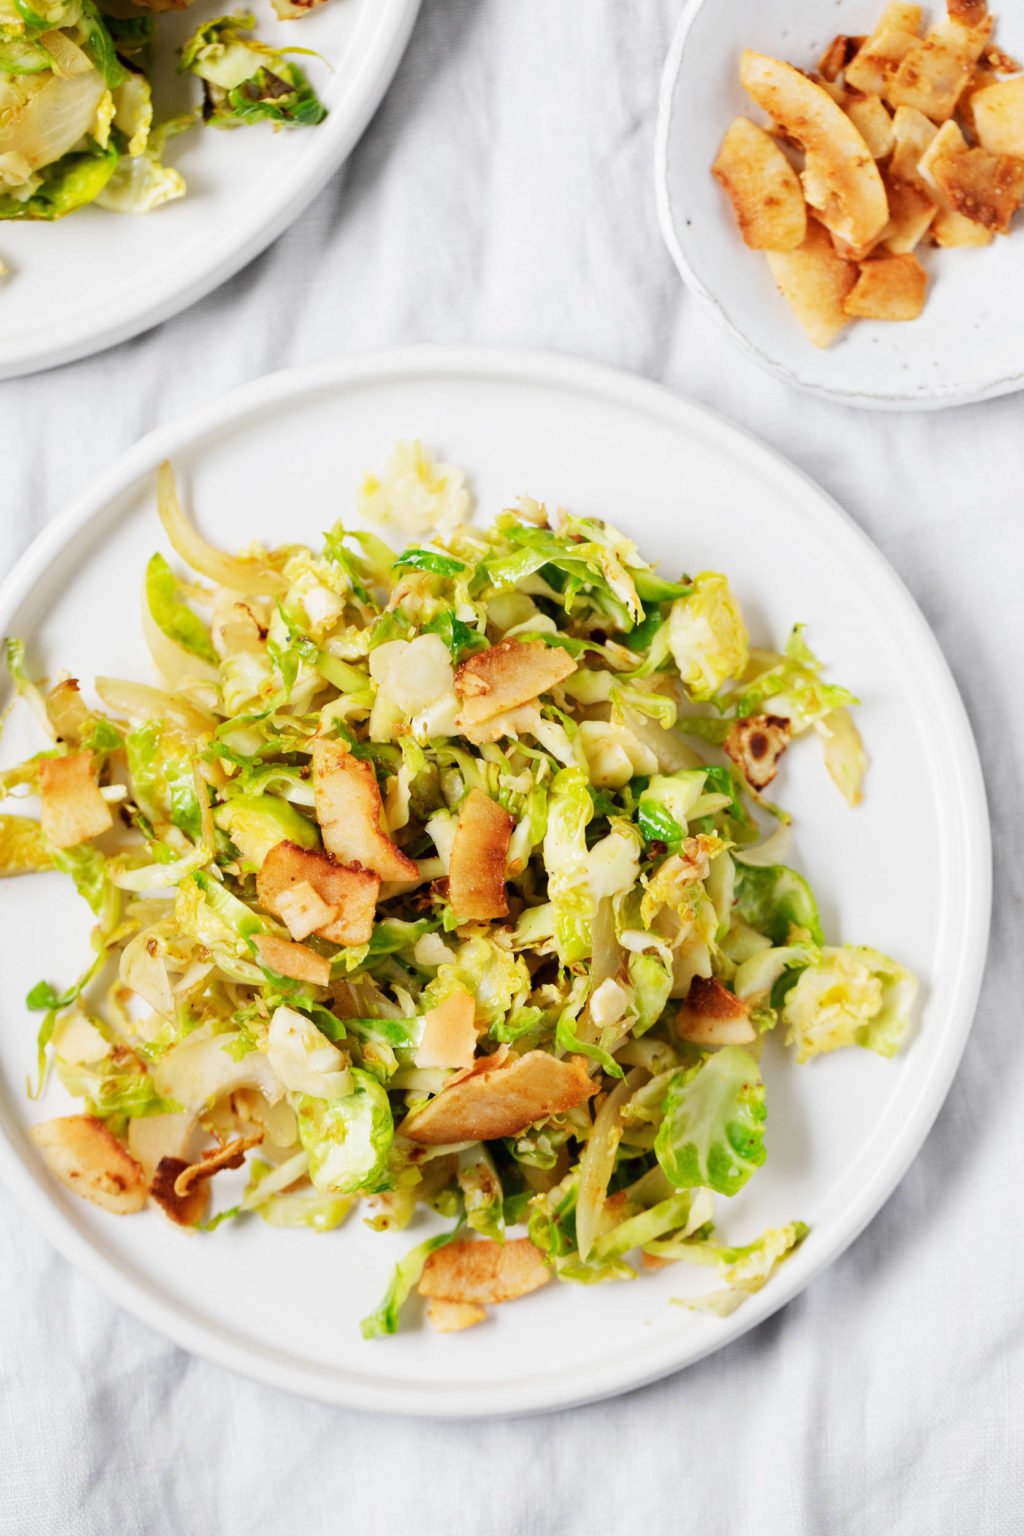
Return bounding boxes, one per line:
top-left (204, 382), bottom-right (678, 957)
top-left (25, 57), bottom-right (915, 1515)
top-left (145, 552), bottom-right (217, 665)
top-left (668, 573), bottom-right (749, 701)
top-left (671, 1220), bottom-right (808, 1316)
top-left (783, 946), bottom-right (918, 1063)
top-left (0, 814), bottom-right (53, 876)
top-left (542, 767), bottom-right (594, 964)
top-left (655, 1046), bottom-right (767, 1197)
top-left (297, 1067), bottom-right (394, 1195)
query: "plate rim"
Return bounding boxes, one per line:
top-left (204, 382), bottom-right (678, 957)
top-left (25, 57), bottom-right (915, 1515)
top-left (653, 0), bottom-right (1024, 413)
top-left (0, 344), bottom-right (993, 1415)
top-left (0, 0), bottom-right (421, 383)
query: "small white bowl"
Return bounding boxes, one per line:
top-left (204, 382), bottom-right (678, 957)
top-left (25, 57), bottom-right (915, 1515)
top-left (655, 0), bottom-right (1024, 410)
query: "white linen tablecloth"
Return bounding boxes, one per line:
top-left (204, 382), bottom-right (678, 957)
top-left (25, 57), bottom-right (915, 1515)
top-left (2, 3), bottom-right (1022, 1531)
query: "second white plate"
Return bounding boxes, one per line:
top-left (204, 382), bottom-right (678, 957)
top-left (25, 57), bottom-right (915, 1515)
top-left (0, 347), bottom-right (990, 1414)
top-left (0, 0), bottom-right (419, 380)
top-left (655, 0), bottom-right (1024, 410)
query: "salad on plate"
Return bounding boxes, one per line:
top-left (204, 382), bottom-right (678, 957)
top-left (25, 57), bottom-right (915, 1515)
top-left (0, 441), bottom-right (918, 1335)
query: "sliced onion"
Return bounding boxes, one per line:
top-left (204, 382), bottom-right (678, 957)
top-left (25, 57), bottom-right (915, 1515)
top-left (575, 1066), bottom-right (647, 1264)
top-left (157, 462), bottom-right (288, 596)
top-left (39, 31), bottom-right (94, 77)
top-left (95, 676), bottom-right (217, 735)
top-left (0, 70), bottom-right (105, 173)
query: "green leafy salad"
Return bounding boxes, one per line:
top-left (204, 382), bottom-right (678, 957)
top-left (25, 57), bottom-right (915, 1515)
top-left (0, 0), bottom-right (326, 231)
top-left (0, 441), bottom-right (918, 1334)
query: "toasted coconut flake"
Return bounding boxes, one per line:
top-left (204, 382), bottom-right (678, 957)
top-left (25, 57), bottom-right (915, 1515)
top-left (426, 1297), bottom-right (488, 1332)
top-left (844, 252), bottom-right (929, 319)
top-left (274, 879), bottom-right (336, 941)
top-left (39, 752), bottom-right (113, 849)
top-left (401, 1050), bottom-right (597, 1145)
top-left (418, 1236), bottom-right (550, 1305)
top-left (948, 0), bottom-right (987, 26)
top-left (448, 787), bottom-right (514, 922)
top-left (677, 976), bottom-right (756, 1047)
top-left (931, 204), bottom-right (995, 243)
top-left (258, 839), bottom-right (380, 947)
top-left (740, 52), bottom-right (889, 249)
top-left (890, 103), bottom-right (940, 181)
top-left (150, 1156), bottom-right (210, 1226)
top-left (30, 1115), bottom-right (147, 1214)
top-left (765, 220), bottom-right (858, 348)
top-left (931, 144), bottom-right (1024, 231)
top-left (255, 932), bottom-right (331, 988)
top-left (172, 1132), bottom-right (263, 1197)
top-left (724, 714), bottom-right (791, 790)
top-left (415, 988), bottom-right (478, 1070)
top-left (454, 639), bottom-right (577, 727)
top-left (887, 15), bottom-right (992, 121)
top-left (970, 76), bottom-right (1024, 154)
top-left (818, 34), bottom-right (866, 81)
top-left (311, 739), bottom-right (418, 882)
top-left (880, 174), bottom-right (938, 251)
top-left (845, 95), bottom-right (896, 158)
top-left (712, 116), bottom-right (807, 251)
top-left (846, 9), bottom-right (923, 97)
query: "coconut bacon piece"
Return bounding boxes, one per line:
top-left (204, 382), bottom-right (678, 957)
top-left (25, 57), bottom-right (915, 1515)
top-left (257, 839), bottom-right (380, 948)
top-left (739, 51), bottom-right (889, 250)
top-left (311, 739), bottom-right (418, 882)
top-left (418, 1237), bottom-right (550, 1305)
top-left (677, 976), bottom-right (756, 1047)
top-left (712, 116), bottom-right (807, 250)
top-left (39, 752), bottom-right (113, 849)
top-left (448, 787), bottom-right (514, 922)
top-left (454, 639), bottom-right (576, 727)
top-left (425, 1298), bottom-right (488, 1333)
top-left (415, 988), bottom-right (478, 1070)
top-left (254, 933), bottom-right (331, 988)
top-left (30, 1115), bottom-right (147, 1213)
top-left (401, 1050), bottom-right (597, 1145)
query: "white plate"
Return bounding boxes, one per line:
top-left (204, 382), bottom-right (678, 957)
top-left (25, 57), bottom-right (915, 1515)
top-left (0, 347), bottom-right (991, 1415)
top-left (655, 0), bottom-right (1024, 410)
top-left (0, 0), bottom-right (419, 381)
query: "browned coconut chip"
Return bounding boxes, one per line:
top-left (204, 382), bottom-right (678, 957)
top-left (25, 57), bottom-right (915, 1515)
top-left (454, 639), bottom-right (577, 727)
top-left (677, 976), bottom-right (756, 1047)
top-left (257, 839), bottom-right (381, 947)
top-left (149, 1157), bottom-right (210, 1226)
top-left (39, 752), bottom-right (113, 849)
top-left (930, 143), bottom-right (1024, 229)
top-left (254, 932), bottom-right (331, 988)
top-left (401, 1050), bottom-right (597, 1145)
top-left (273, 880), bottom-right (336, 941)
top-left (724, 714), bottom-right (792, 790)
top-left (311, 739), bottom-right (418, 882)
top-left (30, 1115), bottom-right (147, 1214)
top-left (448, 787), bottom-right (514, 922)
top-left (419, 1237), bottom-right (550, 1305)
top-left (414, 988), bottom-right (478, 1071)
top-left (425, 1298), bottom-right (488, 1333)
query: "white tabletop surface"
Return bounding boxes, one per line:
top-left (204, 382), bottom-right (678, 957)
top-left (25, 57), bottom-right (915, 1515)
top-left (1, 2), bottom-right (1022, 1532)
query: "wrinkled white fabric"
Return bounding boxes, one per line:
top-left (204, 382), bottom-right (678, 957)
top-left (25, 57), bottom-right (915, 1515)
top-left (2, 3), bottom-right (1023, 1533)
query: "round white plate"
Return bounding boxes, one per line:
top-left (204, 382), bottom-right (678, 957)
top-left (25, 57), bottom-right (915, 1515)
top-left (0, 347), bottom-right (990, 1415)
top-left (655, 0), bottom-right (1024, 410)
top-left (0, 0), bottom-right (419, 381)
